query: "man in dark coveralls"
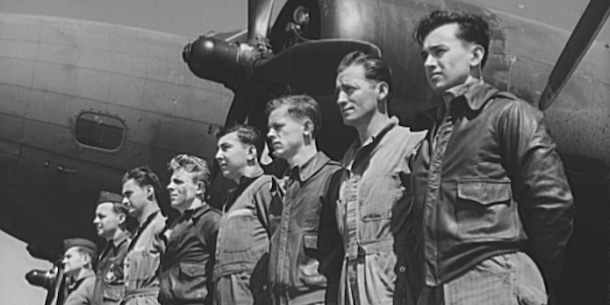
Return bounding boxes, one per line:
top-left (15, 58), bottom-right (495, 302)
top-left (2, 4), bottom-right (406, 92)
top-left (266, 95), bottom-right (342, 305)
top-left (409, 10), bottom-right (574, 304)
top-left (62, 238), bottom-right (98, 305)
top-left (93, 191), bottom-right (131, 305)
top-left (159, 154), bottom-right (221, 305)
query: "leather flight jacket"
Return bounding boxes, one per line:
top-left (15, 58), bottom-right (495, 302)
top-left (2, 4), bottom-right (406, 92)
top-left (409, 82), bottom-right (574, 286)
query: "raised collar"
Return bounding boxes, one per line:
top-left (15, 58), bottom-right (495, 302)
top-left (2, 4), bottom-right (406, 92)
top-left (446, 80), bottom-right (498, 112)
top-left (287, 151), bottom-right (331, 183)
top-left (237, 166), bottom-right (264, 186)
top-left (413, 82), bottom-right (500, 130)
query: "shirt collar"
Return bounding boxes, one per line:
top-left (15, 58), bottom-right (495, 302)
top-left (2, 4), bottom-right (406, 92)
top-left (69, 269), bottom-right (94, 291)
top-left (185, 203), bottom-right (212, 221)
top-left (287, 151), bottom-right (332, 183)
top-left (104, 230), bottom-right (129, 255)
top-left (355, 116), bottom-right (399, 148)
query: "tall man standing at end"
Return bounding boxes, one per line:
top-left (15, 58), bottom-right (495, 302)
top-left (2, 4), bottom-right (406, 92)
top-left (410, 10), bottom-right (574, 304)
top-left (329, 51), bottom-right (426, 305)
top-left (122, 166), bottom-right (167, 305)
top-left (266, 95), bottom-right (342, 305)
top-left (159, 155), bottom-right (221, 305)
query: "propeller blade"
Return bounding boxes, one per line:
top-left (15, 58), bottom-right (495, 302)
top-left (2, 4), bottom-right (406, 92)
top-left (538, 0), bottom-right (610, 110)
top-left (254, 39), bottom-right (382, 95)
top-left (248, 0), bottom-right (275, 43)
top-left (225, 90), bottom-right (252, 127)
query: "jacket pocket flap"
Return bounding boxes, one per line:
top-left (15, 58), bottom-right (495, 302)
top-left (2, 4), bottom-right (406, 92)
top-left (179, 262), bottom-right (206, 277)
top-left (103, 286), bottom-right (124, 301)
top-left (303, 234), bottom-right (318, 250)
top-left (457, 181), bottom-right (511, 205)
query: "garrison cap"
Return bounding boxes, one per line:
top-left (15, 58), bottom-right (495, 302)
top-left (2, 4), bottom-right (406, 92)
top-left (63, 238), bottom-right (98, 254)
top-left (97, 191), bottom-right (123, 205)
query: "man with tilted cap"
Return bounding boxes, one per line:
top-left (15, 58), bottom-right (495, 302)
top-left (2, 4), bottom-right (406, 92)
top-left (62, 238), bottom-right (98, 305)
top-left (92, 191), bottom-right (131, 305)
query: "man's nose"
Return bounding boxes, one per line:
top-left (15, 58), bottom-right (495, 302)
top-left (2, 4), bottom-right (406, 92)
top-left (424, 54), bottom-right (437, 69)
top-left (267, 129), bottom-right (276, 140)
top-left (336, 91), bottom-right (348, 105)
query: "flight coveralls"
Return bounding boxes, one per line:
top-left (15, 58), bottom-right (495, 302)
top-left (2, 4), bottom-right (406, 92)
top-left (63, 270), bottom-right (96, 305)
top-left (409, 81), bottom-right (574, 304)
top-left (94, 232), bottom-right (130, 305)
top-left (158, 204), bottom-right (221, 305)
top-left (268, 151), bottom-right (341, 305)
top-left (123, 210), bottom-right (166, 305)
top-left (213, 170), bottom-right (283, 305)
top-left (331, 117), bottom-right (425, 305)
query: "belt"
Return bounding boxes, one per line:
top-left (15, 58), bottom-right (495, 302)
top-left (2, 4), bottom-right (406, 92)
top-left (122, 287), bottom-right (159, 301)
top-left (346, 239), bottom-right (394, 260)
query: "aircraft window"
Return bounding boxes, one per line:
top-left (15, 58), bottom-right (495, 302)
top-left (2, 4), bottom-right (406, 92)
top-left (75, 112), bottom-right (125, 151)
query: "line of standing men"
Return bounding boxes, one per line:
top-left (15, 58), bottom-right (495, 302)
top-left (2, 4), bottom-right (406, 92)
top-left (59, 9), bottom-right (574, 305)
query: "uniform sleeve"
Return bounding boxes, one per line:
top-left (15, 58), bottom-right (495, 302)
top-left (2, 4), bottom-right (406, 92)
top-left (499, 99), bottom-right (575, 282)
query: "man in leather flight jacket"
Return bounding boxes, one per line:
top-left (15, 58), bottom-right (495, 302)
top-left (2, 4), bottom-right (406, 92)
top-left (410, 10), bottom-right (574, 304)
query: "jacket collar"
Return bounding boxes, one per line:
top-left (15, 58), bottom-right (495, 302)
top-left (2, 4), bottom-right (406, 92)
top-left (184, 203), bottom-right (212, 221)
top-left (413, 81), bottom-right (500, 130)
top-left (288, 151), bottom-right (332, 183)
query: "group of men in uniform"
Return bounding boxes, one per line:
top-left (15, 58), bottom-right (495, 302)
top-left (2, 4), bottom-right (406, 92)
top-left (58, 10), bottom-right (574, 305)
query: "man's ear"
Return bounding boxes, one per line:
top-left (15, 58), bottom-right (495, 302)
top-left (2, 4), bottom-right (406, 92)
top-left (146, 185), bottom-right (154, 201)
top-left (303, 119), bottom-right (314, 137)
top-left (377, 81), bottom-right (390, 102)
top-left (196, 180), bottom-right (205, 197)
top-left (470, 44), bottom-right (485, 67)
top-left (247, 145), bottom-right (257, 162)
top-left (118, 212), bottom-right (126, 225)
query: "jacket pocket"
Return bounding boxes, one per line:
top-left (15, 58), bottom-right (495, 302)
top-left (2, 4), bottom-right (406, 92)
top-left (176, 262), bottom-right (208, 300)
top-left (299, 234), bottom-right (326, 287)
top-left (222, 211), bottom-right (255, 253)
top-left (456, 180), bottom-right (519, 240)
top-left (102, 285), bottom-right (124, 302)
top-left (180, 262), bottom-right (206, 278)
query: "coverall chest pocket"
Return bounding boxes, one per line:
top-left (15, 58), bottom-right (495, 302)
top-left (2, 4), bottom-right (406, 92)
top-left (456, 180), bottom-right (519, 240)
top-left (222, 210), bottom-right (255, 253)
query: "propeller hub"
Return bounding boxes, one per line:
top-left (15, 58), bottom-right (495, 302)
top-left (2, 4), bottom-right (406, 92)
top-left (183, 36), bottom-right (242, 88)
